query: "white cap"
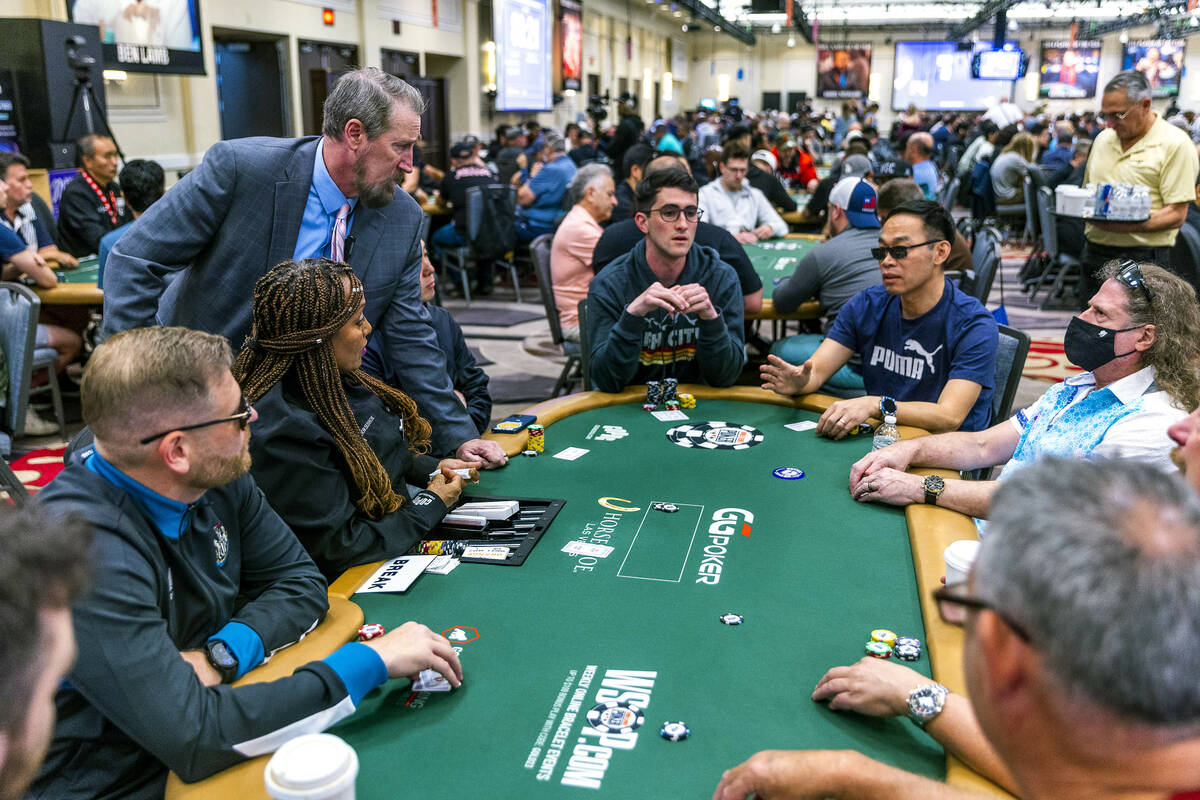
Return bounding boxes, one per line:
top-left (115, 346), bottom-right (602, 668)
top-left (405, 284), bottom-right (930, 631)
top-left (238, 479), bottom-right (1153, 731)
top-left (751, 149), bottom-right (778, 171)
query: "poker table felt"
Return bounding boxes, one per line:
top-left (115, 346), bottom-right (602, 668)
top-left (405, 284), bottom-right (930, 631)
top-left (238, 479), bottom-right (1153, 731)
top-left (37, 256), bottom-right (102, 305)
top-left (166, 388), bottom-right (1011, 800)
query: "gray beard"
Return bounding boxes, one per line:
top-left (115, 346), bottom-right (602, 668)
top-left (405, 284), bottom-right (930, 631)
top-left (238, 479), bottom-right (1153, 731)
top-left (354, 159), bottom-right (400, 209)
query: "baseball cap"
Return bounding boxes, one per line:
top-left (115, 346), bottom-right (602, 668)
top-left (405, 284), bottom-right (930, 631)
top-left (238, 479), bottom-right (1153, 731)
top-left (776, 136), bottom-right (796, 149)
top-left (876, 159), bottom-right (913, 181)
top-left (751, 149), bottom-right (778, 171)
top-left (450, 142), bottom-right (473, 159)
top-left (505, 126), bottom-right (524, 139)
top-left (828, 177), bottom-right (880, 229)
top-left (842, 154), bottom-right (872, 178)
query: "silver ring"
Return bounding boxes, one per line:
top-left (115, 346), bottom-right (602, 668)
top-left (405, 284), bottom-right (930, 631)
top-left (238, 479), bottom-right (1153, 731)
top-left (836, 417), bottom-right (846, 426)
top-left (869, 483), bottom-right (877, 492)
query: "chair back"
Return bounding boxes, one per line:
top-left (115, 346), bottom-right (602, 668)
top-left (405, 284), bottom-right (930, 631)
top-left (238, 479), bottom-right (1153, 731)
top-left (993, 324), bottom-right (1031, 424)
top-left (530, 234), bottom-right (563, 345)
top-left (417, 212), bottom-right (432, 244)
top-left (576, 298), bottom-right (592, 391)
top-left (1037, 186), bottom-right (1059, 257)
top-left (940, 175), bottom-right (961, 211)
top-left (466, 184), bottom-right (518, 260)
top-left (1023, 174), bottom-right (1040, 242)
top-left (969, 226), bottom-right (1001, 303)
top-left (1171, 225), bottom-right (1200, 298)
top-left (0, 283), bottom-right (40, 435)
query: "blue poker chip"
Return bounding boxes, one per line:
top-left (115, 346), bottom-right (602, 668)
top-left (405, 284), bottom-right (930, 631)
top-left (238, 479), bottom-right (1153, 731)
top-left (772, 467), bottom-right (806, 480)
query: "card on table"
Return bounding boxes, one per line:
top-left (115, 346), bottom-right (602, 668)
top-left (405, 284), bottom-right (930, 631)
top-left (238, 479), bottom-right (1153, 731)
top-left (552, 446), bottom-right (590, 461)
top-left (785, 421), bottom-right (819, 432)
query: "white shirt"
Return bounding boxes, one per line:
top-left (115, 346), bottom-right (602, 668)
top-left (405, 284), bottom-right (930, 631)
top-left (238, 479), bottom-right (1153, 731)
top-left (697, 179), bottom-right (788, 239)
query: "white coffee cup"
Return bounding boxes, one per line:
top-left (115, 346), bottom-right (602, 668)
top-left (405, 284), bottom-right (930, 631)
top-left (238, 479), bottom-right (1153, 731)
top-left (264, 733), bottom-right (358, 800)
top-left (943, 539), bottom-right (980, 587)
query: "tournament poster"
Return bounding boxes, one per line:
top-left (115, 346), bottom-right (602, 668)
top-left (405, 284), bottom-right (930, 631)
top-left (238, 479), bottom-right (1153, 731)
top-left (817, 44), bottom-right (871, 100)
top-left (1038, 40), bottom-right (1100, 99)
top-left (560, 0), bottom-right (582, 93)
top-left (1123, 40), bottom-right (1186, 98)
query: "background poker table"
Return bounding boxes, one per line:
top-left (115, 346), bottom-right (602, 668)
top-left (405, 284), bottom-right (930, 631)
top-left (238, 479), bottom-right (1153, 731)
top-left (37, 256), bottom-right (102, 305)
top-left (744, 236), bottom-right (821, 334)
top-left (167, 388), bottom-right (1011, 800)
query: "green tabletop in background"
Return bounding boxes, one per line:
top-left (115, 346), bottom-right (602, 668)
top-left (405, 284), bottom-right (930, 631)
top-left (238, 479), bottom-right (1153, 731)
top-left (334, 398), bottom-right (940, 798)
top-left (54, 255), bottom-right (99, 284)
top-left (744, 239), bottom-right (818, 301)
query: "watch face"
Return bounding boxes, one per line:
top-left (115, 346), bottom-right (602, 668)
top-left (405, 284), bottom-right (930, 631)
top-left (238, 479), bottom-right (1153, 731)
top-left (925, 475), bottom-right (945, 492)
top-left (880, 397), bottom-right (897, 415)
top-left (208, 641), bottom-right (236, 669)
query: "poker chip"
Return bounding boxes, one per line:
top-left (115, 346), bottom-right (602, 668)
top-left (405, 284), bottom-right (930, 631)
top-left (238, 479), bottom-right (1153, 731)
top-left (659, 721), bottom-right (690, 741)
top-left (895, 645), bottom-right (922, 662)
top-left (642, 403), bottom-right (658, 411)
top-left (896, 637), bottom-right (922, 650)
top-left (666, 422), bottom-right (765, 450)
top-left (357, 623), bottom-right (385, 641)
top-left (865, 641), bottom-right (892, 658)
top-left (772, 467), bottom-right (806, 480)
top-left (522, 449), bottom-right (539, 457)
top-left (587, 701), bottom-right (645, 734)
top-left (719, 612), bottom-right (744, 625)
top-left (652, 502), bottom-right (680, 513)
top-left (870, 629), bottom-right (898, 647)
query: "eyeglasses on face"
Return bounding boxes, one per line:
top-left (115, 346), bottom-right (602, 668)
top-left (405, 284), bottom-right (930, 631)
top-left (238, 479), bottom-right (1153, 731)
top-left (932, 583), bottom-right (1032, 642)
top-left (1115, 259), bottom-right (1155, 304)
top-left (645, 205), bottom-right (703, 223)
top-left (870, 239), bottom-right (943, 261)
top-left (1098, 107), bottom-right (1137, 124)
top-left (139, 396), bottom-right (253, 445)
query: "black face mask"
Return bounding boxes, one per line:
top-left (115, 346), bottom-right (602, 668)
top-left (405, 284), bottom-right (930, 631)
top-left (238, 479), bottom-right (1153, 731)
top-left (1063, 316), bottom-right (1143, 372)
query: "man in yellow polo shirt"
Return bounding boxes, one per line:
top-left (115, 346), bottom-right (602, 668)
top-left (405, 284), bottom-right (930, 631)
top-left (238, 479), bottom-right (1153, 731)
top-left (1080, 70), bottom-right (1199, 308)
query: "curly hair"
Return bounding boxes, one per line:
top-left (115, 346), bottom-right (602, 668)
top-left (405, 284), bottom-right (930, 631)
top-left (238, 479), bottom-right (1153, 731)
top-left (1100, 260), bottom-right (1200, 411)
top-left (233, 258), bottom-right (433, 520)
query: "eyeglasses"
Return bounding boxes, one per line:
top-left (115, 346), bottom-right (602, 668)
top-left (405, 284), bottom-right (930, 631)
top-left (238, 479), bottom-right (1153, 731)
top-left (1115, 259), bottom-right (1155, 304)
top-left (139, 396), bottom-right (253, 445)
top-left (1098, 106), bottom-right (1137, 124)
top-left (870, 239), bottom-right (943, 261)
top-left (932, 583), bottom-right (1032, 642)
top-left (646, 205), bottom-right (703, 223)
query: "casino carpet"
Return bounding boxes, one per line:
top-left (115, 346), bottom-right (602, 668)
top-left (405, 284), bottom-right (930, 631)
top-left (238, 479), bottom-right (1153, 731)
top-left (9, 446), bottom-right (66, 494)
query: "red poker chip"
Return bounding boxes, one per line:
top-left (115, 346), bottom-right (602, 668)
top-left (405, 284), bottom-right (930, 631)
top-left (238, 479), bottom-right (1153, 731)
top-left (358, 623), bottom-right (386, 641)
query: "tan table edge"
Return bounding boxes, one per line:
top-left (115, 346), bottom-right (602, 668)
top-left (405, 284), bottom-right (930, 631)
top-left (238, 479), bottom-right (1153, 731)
top-left (33, 283), bottom-right (103, 305)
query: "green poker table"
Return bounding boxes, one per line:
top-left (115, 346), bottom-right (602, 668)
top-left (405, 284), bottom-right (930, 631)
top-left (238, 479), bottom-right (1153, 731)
top-left (167, 388), bottom-right (1011, 800)
top-left (37, 256), bottom-right (102, 305)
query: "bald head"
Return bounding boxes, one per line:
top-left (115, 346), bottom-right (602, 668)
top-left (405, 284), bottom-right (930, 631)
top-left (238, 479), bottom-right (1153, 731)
top-left (905, 132), bottom-right (934, 163)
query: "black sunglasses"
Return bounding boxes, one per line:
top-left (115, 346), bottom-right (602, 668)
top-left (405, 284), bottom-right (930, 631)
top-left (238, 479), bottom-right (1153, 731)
top-left (870, 239), bottom-right (943, 261)
top-left (1115, 259), bottom-right (1155, 305)
top-left (932, 583), bottom-right (1032, 642)
top-left (139, 396), bottom-right (253, 445)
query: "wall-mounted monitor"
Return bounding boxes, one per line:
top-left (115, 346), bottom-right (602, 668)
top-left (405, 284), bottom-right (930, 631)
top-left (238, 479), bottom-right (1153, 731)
top-left (1038, 41), bottom-right (1101, 99)
top-left (1123, 40), bottom-right (1186, 98)
top-left (67, 0), bottom-right (206, 74)
top-left (892, 40), bottom-right (1019, 111)
top-left (973, 46), bottom-right (1028, 80)
top-left (494, 0), bottom-right (551, 111)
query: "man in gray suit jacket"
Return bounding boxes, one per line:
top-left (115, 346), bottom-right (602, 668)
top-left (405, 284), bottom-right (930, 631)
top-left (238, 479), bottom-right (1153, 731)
top-left (102, 69), bottom-right (505, 466)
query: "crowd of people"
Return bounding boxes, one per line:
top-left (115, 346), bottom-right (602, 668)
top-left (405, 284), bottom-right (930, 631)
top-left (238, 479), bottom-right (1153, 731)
top-left (0, 62), bottom-right (1199, 800)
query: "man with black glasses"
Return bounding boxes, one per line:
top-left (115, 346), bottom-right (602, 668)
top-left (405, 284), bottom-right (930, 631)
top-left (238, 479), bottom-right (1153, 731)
top-left (715, 458), bottom-right (1200, 800)
top-left (849, 260), bottom-right (1200, 518)
top-left (586, 166), bottom-right (745, 392)
top-left (31, 326), bottom-right (463, 800)
top-left (761, 200), bottom-right (997, 437)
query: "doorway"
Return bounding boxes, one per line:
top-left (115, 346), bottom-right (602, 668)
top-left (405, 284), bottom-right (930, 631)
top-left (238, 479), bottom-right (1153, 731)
top-left (297, 40), bottom-right (360, 136)
top-left (213, 31), bottom-right (289, 139)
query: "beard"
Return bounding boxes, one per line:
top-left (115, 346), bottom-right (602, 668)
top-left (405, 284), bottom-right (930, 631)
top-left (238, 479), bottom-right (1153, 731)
top-left (1171, 446), bottom-right (1187, 475)
top-left (353, 155), bottom-right (401, 209)
top-left (188, 442), bottom-right (252, 491)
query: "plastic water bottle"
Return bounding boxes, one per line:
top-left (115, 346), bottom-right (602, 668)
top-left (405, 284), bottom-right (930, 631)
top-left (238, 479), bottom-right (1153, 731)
top-left (872, 414), bottom-right (900, 451)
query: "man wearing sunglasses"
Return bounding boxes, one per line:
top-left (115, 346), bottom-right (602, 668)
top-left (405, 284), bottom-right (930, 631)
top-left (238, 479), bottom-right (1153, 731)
top-left (31, 327), bottom-right (463, 800)
top-left (850, 260), bottom-right (1200, 518)
top-left (586, 165), bottom-right (746, 392)
top-left (762, 200), bottom-right (997, 438)
top-left (1079, 70), bottom-right (1199, 309)
top-left (715, 458), bottom-right (1200, 800)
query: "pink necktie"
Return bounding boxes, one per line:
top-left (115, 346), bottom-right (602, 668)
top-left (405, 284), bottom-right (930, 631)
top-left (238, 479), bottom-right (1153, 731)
top-left (330, 202), bottom-right (351, 261)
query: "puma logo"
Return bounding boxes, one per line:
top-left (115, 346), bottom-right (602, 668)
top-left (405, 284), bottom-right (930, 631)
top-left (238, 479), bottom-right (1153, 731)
top-left (904, 339), bottom-right (944, 374)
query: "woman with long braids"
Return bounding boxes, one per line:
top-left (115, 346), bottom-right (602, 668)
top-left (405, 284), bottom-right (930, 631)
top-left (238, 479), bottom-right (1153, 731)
top-left (235, 258), bottom-right (481, 578)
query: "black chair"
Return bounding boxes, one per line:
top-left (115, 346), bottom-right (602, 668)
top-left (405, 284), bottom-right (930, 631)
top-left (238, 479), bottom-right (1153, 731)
top-left (964, 324), bottom-right (1029, 480)
top-left (0, 282), bottom-right (66, 443)
top-left (0, 457), bottom-right (30, 505)
top-left (530, 233), bottom-right (582, 396)
top-left (939, 175), bottom-right (961, 212)
top-left (1170, 225), bottom-right (1200, 299)
top-left (1029, 186), bottom-right (1082, 308)
top-left (576, 298), bottom-right (592, 392)
top-left (443, 185), bottom-right (523, 305)
top-left (966, 225), bottom-right (1001, 303)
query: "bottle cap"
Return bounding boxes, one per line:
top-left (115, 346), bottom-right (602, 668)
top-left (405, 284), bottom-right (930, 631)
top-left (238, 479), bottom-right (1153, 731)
top-left (884, 414), bottom-right (896, 424)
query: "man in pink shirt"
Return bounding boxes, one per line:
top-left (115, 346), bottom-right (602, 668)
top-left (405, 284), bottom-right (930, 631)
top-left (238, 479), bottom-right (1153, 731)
top-left (550, 163), bottom-right (617, 340)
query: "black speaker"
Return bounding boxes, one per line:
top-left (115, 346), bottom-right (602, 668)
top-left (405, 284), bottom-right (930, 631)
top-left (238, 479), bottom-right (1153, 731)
top-left (0, 18), bottom-right (109, 170)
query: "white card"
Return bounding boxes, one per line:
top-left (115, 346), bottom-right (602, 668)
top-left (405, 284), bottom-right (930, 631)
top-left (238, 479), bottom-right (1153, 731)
top-left (412, 668), bottom-right (452, 692)
top-left (355, 555), bottom-right (436, 594)
top-left (424, 555), bottom-right (460, 575)
top-left (553, 446), bottom-right (590, 461)
top-left (562, 540), bottom-right (614, 558)
top-left (651, 410), bottom-right (688, 421)
top-left (785, 421), bottom-right (819, 432)
top-left (461, 545), bottom-right (512, 560)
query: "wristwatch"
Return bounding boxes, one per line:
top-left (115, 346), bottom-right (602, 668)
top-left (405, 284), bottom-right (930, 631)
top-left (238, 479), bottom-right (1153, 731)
top-left (907, 682), bottom-right (951, 727)
top-left (923, 474), bottom-right (946, 505)
top-left (879, 396), bottom-right (898, 416)
top-left (203, 639), bottom-right (239, 684)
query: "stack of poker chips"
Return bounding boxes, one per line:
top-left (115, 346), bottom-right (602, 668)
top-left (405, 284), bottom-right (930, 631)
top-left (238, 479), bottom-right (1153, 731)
top-left (527, 424), bottom-right (545, 453)
top-left (662, 378), bottom-right (680, 411)
top-left (864, 629), bottom-right (922, 661)
top-left (643, 380), bottom-right (662, 411)
top-left (678, 393), bottom-right (696, 409)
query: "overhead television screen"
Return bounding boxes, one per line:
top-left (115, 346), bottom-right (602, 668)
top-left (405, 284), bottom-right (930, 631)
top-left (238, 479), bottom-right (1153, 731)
top-left (892, 40), bottom-right (1019, 111)
top-left (1123, 40), bottom-right (1185, 97)
top-left (816, 44), bottom-right (871, 99)
top-left (67, 0), bottom-right (205, 75)
top-left (494, 0), bottom-right (551, 111)
top-left (1038, 41), bottom-right (1101, 99)
top-left (974, 48), bottom-right (1026, 80)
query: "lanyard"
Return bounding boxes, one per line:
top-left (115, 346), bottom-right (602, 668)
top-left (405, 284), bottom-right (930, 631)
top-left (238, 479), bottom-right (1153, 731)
top-left (81, 170), bottom-right (119, 226)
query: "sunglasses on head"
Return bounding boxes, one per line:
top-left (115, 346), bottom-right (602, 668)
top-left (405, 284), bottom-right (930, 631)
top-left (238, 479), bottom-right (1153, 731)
top-left (1115, 260), bottom-right (1155, 305)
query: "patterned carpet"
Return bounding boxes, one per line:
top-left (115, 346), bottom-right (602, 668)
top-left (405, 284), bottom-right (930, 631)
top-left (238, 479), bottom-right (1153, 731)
top-left (11, 446), bottom-right (66, 494)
